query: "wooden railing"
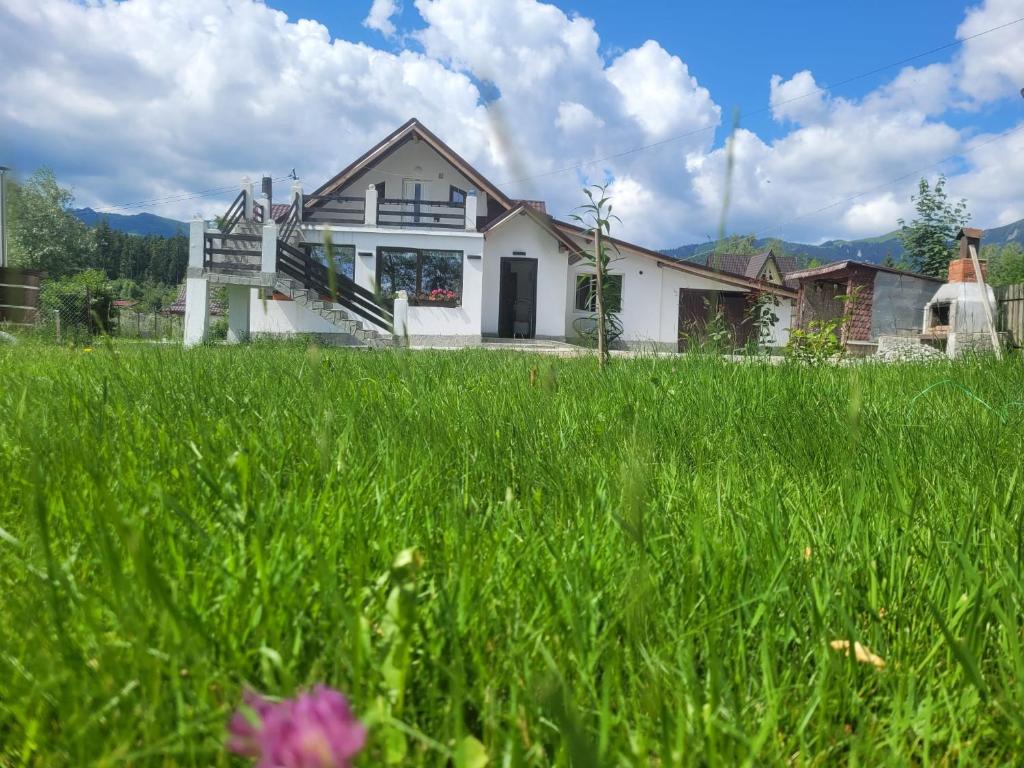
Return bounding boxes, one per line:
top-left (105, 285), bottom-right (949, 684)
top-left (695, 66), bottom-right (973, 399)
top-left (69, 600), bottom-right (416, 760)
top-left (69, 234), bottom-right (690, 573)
top-left (377, 198), bottom-right (465, 229)
top-left (278, 199), bottom-right (301, 244)
top-left (203, 232), bottom-right (262, 271)
top-left (276, 240), bottom-right (394, 333)
top-left (303, 194), bottom-right (366, 225)
top-left (219, 190), bottom-right (247, 236)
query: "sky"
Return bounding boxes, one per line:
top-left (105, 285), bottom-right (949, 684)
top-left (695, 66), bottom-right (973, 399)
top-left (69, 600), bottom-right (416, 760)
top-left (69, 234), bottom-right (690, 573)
top-left (1, 0), bottom-right (1023, 248)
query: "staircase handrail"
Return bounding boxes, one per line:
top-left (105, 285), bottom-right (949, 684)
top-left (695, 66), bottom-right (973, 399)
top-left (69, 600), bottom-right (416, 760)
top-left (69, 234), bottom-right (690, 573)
top-left (276, 240), bottom-right (394, 333)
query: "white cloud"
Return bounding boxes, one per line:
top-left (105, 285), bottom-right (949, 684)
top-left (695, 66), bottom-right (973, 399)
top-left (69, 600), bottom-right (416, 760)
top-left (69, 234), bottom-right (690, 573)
top-left (556, 101), bottom-right (603, 133)
top-left (606, 40), bottom-right (719, 138)
top-left (956, 0), bottom-right (1024, 104)
top-left (0, 0), bottom-right (1023, 249)
top-left (364, 0), bottom-right (400, 37)
top-left (770, 71), bottom-right (829, 125)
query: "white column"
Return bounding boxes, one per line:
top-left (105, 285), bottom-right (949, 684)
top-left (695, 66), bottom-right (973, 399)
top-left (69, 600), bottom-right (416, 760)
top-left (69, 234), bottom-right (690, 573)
top-left (226, 285), bottom-right (251, 343)
top-left (188, 217), bottom-right (206, 269)
top-left (261, 192), bottom-right (271, 224)
top-left (464, 189), bottom-right (478, 231)
top-left (261, 219), bottom-right (278, 275)
top-left (393, 290), bottom-right (409, 339)
top-left (292, 180), bottom-right (303, 222)
top-left (242, 176), bottom-right (254, 220)
top-left (184, 277), bottom-right (210, 347)
top-left (365, 184), bottom-right (378, 226)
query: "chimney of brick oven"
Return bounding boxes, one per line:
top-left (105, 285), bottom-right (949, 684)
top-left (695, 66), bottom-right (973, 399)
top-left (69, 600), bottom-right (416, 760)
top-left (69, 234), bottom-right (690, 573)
top-left (948, 227), bottom-right (985, 283)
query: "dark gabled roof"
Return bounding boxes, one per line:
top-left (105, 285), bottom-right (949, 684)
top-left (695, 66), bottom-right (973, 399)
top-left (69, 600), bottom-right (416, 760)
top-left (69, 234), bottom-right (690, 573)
top-left (551, 219), bottom-right (799, 298)
top-left (787, 260), bottom-right (944, 283)
top-left (166, 283), bottom-right (225, 316)
top-left (307, 118), bottom-right (514, 212)
top-left (703, 250), bottom-right (800, 289)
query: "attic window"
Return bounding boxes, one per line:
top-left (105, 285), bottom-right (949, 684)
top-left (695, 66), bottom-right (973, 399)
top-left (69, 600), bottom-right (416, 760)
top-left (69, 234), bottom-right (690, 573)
top-left (449, 185), bottom-right (466, 205)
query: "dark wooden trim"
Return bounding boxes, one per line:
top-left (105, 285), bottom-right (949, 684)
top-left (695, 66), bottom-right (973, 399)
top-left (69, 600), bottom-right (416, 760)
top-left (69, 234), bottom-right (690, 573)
top-left (307, 118), bottom-right (514, 211)
top-left (375, 246), bottom-right (465, 308)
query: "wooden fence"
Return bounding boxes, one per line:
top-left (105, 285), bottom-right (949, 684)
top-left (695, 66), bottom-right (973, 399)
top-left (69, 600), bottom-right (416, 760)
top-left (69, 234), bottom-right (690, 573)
top-left (996, 284), bottom-right (1024, 347)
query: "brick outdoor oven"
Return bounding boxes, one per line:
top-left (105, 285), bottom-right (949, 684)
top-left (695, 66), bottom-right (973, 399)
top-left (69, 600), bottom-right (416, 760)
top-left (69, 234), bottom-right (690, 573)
top-left (922, 228), bottom-right (1000, 357)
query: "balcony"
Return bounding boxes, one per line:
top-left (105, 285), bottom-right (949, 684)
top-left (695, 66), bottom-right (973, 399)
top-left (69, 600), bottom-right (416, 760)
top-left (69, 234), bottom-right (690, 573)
top-left (302, 185), bottom-right (477, 231)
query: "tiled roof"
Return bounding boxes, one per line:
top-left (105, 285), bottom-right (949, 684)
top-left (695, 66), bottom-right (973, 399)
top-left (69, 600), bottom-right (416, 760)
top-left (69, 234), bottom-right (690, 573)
top-left (704, 250), bottom-right (800, 289)
top-left (514, 199), bottom-right (547, 214)
top-left (166, 283), bottom-right (225, 316)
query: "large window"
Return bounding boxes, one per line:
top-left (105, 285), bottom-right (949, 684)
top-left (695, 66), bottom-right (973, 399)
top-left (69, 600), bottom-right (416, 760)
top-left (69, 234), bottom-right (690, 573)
top-left (308, 244), bottom-right (355, 281)
top-left (575, 273), bottom-right (622, 313)
top-left (377, 247), bottom-right (463, 305)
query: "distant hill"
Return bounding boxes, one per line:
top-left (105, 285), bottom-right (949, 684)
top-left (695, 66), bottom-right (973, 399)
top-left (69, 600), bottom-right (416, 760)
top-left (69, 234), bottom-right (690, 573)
top-left (663, 217), bottom-right (1024, 267)
top-left (72, 208), bottom-right (186, 238)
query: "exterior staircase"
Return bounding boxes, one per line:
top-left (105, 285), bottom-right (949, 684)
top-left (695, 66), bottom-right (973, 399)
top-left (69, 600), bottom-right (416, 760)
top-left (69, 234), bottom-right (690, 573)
top-left (203, 192), bottom-right (395, 347)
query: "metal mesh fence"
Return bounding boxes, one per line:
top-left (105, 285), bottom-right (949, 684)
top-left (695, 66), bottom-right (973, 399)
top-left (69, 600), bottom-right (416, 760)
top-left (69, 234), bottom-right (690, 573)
top-left (13, 281), bottom-right (183, 343)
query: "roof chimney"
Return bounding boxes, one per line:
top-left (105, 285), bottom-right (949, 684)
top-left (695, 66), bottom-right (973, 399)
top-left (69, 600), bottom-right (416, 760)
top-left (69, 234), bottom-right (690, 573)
top-left (949, 227), bottom-right (985, 283)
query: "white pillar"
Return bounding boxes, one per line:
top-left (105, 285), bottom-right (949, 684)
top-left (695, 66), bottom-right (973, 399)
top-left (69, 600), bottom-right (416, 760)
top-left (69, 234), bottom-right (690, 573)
top-left (242, 176), bottom-right (254, 220)
top-left (261, 193), bottom-right (271, 224)
top-left (365, 184), bottom-right (378, 226)
top-left (183, 277), bottom-right (210, 347)
top-left (261, 220), bottom-right (278, 275)
top-left (292, 180), bottom-right (303, 222)
top-left (188, 217), bottom-right (206, 269)
top-left (226, 285), bottom-right (251, 343)
top-left (464, 189), bottom-right (478, 231)
top-left (393, 290), bottom-right (409, 339)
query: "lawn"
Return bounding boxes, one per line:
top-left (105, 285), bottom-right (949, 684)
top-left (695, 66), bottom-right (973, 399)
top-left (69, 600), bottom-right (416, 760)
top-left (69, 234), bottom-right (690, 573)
top-left (2, 342), bottom-right (1024, 766)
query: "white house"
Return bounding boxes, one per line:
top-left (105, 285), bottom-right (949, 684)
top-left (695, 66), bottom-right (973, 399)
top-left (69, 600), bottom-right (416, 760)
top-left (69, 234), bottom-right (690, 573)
top-left (185, 119), bottom-right (796, 349)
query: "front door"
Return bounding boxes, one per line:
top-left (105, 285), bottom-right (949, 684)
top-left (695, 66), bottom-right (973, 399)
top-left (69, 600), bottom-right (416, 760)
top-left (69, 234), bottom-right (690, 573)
top-left (498, 258), bottom-right (538, 338)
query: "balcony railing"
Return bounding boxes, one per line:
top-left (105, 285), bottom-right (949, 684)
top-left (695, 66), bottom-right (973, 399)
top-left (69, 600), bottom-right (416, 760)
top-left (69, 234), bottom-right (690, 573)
top-left (376, 198), bottom-right (466, 229)
top-left (303, 193), bottom-right (468, 230)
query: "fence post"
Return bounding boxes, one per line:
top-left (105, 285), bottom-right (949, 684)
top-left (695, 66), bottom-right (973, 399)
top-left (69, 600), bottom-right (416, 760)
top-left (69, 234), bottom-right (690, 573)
top-left (54, 309), bottom-right (61, 344)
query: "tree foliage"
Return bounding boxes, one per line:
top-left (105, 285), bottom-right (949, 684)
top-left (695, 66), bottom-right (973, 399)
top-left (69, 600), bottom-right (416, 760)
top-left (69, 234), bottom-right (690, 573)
top-left (982, 242), bottom-right (1024, 287)
top-left (6, 167), bottom-right (189, 293)
top-left (898, 175), bottom-right (970, 277)
top-left (7, 169), bottom-right (95, 277)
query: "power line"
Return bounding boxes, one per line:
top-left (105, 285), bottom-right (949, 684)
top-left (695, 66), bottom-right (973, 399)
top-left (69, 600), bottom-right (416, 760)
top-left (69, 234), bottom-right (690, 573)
top-left (676, 120), bottom-right (1024, 263)
top-left (92, 175), bottom-right (291, 214)
top-left (755, 122), bottom-right (1024, 240)
top-left (497, 14), bottom-right (1024, 187)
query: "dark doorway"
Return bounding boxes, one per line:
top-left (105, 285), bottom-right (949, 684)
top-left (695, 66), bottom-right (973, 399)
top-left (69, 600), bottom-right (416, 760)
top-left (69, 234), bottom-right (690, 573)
top-left (678, 289), bottom-right (754, 351)
top-left (498, 257), bottom-right (538, 338)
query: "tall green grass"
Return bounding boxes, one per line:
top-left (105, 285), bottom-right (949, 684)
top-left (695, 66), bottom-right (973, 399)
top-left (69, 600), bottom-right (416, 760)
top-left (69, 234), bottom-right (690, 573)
top-left (1, 342), bottom-right (1023, 765)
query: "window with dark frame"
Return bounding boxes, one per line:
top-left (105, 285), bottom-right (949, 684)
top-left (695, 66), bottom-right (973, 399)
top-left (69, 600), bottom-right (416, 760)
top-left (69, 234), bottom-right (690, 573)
top-left (307, 244), bottom-right (356, 281)
top-left (374, 182), bottom-right (386, 200)
top-left (449, 185), bottom-right (467, 205)
top-left (377, 247), bottom-right (463, 305)
top-left (575, 273), bottom-right (623, 313)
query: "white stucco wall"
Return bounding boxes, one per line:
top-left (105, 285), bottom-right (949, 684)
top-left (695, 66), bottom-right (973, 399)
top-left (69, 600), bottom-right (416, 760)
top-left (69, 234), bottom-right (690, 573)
top-left (249, 290), bottom-right (346, 335)
top-left (334, 138), bottom-right (492, 221)
top-left (481, 213), bottom-right (569, 338)
top-left (257, 226), bottom-right (484, 337)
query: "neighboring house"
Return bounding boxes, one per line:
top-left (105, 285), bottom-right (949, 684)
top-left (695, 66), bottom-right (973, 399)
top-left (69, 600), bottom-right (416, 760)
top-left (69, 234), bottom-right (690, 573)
top-left (789, 260), bottom-right (943, 354)
top-left (185, 119), bottom-right (797, 349)
top-left (704, 250), bottom-right (799, 289)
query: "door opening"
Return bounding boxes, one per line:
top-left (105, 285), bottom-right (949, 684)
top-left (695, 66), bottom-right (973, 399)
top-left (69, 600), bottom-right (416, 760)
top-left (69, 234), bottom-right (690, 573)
top-left (498, 258), bottom-right (538, 338)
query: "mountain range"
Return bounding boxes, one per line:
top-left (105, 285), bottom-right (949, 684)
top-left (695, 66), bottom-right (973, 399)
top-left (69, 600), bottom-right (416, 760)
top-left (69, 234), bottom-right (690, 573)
top-left (72, 208), bottom-right (186, 238)
top-left (663, 217), bottom-right (1024, 266)
top-left (71, 206), bottom-right (1024, 267)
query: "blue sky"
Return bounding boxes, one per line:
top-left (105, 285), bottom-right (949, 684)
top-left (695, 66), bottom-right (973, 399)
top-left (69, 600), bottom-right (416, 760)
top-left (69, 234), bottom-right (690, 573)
top-left (275, 0), bottom-right (1004, 143)
top-left (2, 0), bottom-right (1023, 246)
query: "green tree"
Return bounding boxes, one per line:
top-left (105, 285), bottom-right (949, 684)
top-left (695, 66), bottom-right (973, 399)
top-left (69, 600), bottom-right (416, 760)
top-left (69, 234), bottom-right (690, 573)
top-left (898, 175), bottom-right (970, 277)
top-left (7, 168), bottom-right (95, 277)
top-left (570, 185), bottom-right (621, 368)
top-left (984, 242), bottom-right (1024, 287)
